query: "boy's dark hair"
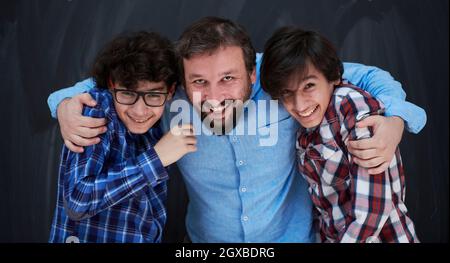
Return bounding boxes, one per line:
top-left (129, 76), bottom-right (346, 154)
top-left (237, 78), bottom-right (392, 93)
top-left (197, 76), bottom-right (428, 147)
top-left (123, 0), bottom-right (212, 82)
top-left (175, 16), bottom-right (256, 85)
top-left (260, 27), bottom-right (343, 99)
top-left (92, 31), bottom-right (178, 90)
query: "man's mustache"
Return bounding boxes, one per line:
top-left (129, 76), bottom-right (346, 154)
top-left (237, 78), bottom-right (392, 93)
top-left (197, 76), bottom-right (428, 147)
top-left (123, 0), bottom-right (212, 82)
top-left (200, 99), bottom-right (237, 120)
top-left (201, 99), bottom-right (235, 112)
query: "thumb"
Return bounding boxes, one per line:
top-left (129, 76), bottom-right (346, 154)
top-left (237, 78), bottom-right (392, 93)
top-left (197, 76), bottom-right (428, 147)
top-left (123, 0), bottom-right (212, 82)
top-left (77, 93), bottom-right (97, 107)
top-left (356, 115), bottom-right (382, 129)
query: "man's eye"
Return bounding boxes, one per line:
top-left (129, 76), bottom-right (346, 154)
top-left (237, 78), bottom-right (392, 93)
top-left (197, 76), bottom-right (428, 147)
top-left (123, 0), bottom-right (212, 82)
top-left (223, 76), bottom-right (234, 81)
top-left (305, 83), bottom-right (315, 89)
top-left (194, 79), bottom-right (206, 85)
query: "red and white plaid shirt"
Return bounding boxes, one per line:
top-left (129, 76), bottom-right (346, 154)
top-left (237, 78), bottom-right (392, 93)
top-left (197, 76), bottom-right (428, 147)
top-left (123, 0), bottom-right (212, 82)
top-left (296, 83), bottom-right (419, 243)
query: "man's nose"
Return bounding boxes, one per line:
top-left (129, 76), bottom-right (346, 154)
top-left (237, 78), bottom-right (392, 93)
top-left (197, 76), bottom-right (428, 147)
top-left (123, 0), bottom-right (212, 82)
top-left (205, 84), bottom-right (224, 102)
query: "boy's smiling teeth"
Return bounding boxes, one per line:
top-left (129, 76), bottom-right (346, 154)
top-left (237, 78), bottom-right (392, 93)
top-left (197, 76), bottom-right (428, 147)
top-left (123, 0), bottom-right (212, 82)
top-left (128, 114), bottom-right (151, 123)
top-left (298, 105), bottom-right (319, 117)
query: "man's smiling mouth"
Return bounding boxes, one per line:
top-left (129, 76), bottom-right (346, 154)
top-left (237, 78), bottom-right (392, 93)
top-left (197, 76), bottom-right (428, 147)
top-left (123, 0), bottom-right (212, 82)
top-left (207, 101), bottom-right (234, 119)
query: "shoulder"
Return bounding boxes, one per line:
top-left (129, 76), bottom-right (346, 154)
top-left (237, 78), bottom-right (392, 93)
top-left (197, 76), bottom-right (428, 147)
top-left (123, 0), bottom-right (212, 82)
top-left (82, 87), bottom-right (120, 139)
top-left (331, 84), bottom-right (383, 121)
top-left (82, 87), bottom-right (114, 119)
top-left (256, 53), bottom-right (263, 65)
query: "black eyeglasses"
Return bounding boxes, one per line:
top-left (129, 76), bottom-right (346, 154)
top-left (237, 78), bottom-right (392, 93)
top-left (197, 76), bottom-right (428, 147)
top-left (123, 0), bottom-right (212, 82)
top-left (112, 88), bottom-right (169, 107)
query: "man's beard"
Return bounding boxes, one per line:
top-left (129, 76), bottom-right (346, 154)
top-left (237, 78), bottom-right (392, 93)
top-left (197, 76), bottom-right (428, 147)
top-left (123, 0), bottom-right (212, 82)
top-left (192, 83), bottom-right (252, 136)
top-left (200, 99), bottom-right (243, 135)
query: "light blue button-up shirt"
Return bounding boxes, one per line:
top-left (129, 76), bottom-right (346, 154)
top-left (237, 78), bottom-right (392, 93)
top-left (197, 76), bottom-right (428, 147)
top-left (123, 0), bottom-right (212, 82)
top-left (47, 54), bottom-right (426, 242)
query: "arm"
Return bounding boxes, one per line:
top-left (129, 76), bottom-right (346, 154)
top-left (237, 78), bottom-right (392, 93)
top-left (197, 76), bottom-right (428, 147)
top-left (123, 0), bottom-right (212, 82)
top-left (339, 156), bottom-right (393, 243)
top-left (48, 78), bottom-right (95, 118)
top-left (343, 62), bottom-right (426, 134)
top-left (343, 63), bottom-right (427, 173)
top-left (48, 78), bottom-right (107, 152)
top-left (338, 91), bottom-right (393, 243)
top-left (63, 137), bottom-right (168, 221)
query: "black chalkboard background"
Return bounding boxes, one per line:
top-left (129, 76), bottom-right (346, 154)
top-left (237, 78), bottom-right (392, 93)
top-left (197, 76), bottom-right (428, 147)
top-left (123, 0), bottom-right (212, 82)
top-left (0, 0), bottom-right (448, 243)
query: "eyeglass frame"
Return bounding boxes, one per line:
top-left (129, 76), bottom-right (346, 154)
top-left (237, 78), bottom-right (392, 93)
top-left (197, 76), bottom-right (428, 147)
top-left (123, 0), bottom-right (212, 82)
top-left (111, 88), bottom-right (169, 107)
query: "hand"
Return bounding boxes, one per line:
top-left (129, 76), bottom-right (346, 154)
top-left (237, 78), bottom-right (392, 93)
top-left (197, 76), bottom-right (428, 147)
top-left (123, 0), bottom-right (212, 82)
top-left (154, 124), bottom-right (197, 167)
top-left (348, 115), bottom-right (404, 174)
top-left (57, 93), bottom-right (108, 153)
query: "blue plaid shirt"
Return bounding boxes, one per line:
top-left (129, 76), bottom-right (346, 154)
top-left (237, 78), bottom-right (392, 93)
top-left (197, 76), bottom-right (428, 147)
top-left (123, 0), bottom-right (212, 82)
top-left (49, 87), bottom-right (168, 243)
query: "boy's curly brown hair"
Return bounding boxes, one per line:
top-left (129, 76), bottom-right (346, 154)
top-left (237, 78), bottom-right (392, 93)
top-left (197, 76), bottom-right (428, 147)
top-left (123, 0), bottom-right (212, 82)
top-left (92, 31), bottom-right (178, 90)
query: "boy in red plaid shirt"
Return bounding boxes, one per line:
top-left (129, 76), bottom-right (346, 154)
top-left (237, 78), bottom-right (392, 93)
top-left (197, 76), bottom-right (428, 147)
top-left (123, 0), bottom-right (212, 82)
top-left (260, 27), bottom-right (419, 243)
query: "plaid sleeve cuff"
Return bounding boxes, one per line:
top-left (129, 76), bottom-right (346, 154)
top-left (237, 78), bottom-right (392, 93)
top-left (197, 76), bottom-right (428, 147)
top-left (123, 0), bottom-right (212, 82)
top-left (136, 147), bottom-right (169, 187)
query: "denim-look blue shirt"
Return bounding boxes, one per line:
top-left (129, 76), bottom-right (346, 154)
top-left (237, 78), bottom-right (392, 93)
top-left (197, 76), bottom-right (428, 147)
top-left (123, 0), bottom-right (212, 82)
top-left (47, 54), bottom-right (426, 242)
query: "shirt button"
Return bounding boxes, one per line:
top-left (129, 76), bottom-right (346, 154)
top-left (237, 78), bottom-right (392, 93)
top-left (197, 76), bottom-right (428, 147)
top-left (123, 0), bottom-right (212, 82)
top-left (243, 216), bottom-right (249, 221)
top-left (231, 136), bottom-right (238, 142)
top-left (241, 187), bottom-right (247, 192)
top-left (238, 160), bottom-right (244, 166)
top-left (65, 236), bottom-right (80, 243)
top-left (366, 236), bottom-right (380, 243)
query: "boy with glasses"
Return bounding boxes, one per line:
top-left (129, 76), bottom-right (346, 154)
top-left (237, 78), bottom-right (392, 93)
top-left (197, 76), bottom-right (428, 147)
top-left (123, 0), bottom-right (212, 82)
top-left (49, 31), bottom-right (197, 243)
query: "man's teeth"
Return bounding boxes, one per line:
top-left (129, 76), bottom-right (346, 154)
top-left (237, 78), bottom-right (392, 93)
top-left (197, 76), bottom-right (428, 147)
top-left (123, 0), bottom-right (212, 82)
top-left (299, 105), bottom-right (318, 117)
top-left (212, 106), bottom-right (225, 112)
top-left (211, 102), bottom-right (232, 113)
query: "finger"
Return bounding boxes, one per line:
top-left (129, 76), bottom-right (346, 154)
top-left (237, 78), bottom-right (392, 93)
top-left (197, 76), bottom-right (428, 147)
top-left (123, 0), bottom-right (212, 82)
top-left (69, 134), bottom-right (101, 147)
top-left (64, 139), bottom-right (84, 153)
top-left (184, 137), bottom-right (197, 145)
top-left (186, 145), bottom-right (197, 152)
top-left (368, 162), bottom-right (390, 174)
top-left (182, 129), bottom-right (195, 136)
top-left (75, 126), bottom-right (107, 138)
top-left (170, 126), bottom-right (184, 136)
top-left (348, 137), bottom-right (377, 150)
top-left (180, 124), bottom-right (195, 134)
top-left (76, 93), bottom-right (97, 107)
top-left (179, 123), bottom-right (193, 130)
top-left (356, 115), bottom-right (382, 128)
top-left (78, 116), bottom-right (108, 128)
top-left (174, 125), bottom-right (194, 136)
top-left (353, 156), bottom-right (385, 169)
top-left (348, 148), bottom-right (378, 160)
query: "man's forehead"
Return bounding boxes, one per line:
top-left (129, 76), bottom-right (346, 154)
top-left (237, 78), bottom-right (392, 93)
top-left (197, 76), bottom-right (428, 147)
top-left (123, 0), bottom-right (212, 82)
top-left (184, 45), bottom-right (244, 58)
top-left (183, 46), bottom-right (245, 63)
top-left (183, 46), bottom-right (246, 76)
top-left (186, 69), bottom-right (240, 79)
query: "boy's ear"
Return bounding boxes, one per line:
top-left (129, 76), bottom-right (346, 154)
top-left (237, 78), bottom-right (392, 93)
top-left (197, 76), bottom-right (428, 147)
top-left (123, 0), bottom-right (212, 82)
top-left (250, 66), bottom-right (256, 85)
top-left (167, 83), bottom-right (177, 100)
